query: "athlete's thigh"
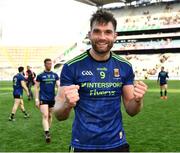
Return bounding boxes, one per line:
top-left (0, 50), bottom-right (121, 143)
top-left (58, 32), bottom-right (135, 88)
top-left (20, 99), bottom-right (24, 105)
top-left (160, 85), bottom-right (164, 90)
top-left (164, 84), bottom-right (168, 89)
top-left (40, 104), bottom-right (49, 115)
top-left (162, 84), bottom-right (167, 90)
top-left (49, 107), bottom-right (54, 116)
top-left (14, 98), bottom-right (21, 106)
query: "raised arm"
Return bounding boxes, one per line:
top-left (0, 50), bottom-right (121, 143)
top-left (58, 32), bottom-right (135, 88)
top-left (122, 81), bottom-right (147, 117)
top-left (54, 85), bottom-right (79, 121)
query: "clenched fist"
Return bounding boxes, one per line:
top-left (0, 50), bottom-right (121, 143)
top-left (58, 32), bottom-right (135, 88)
top-left (134, 81), bottom-right (148, 102)
top-left (63, 85), bottom-right (80, 107)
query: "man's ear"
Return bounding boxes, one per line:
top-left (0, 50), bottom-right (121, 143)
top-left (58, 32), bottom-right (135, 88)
top-left (88, 31), bottom-right (91, 39)
top-left (114, 32), bottom-right (118, 42)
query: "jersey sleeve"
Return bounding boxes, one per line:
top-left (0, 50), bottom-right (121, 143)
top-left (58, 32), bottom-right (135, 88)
top-left (60, 64), bottom-right (74, 86)
top-left (20, 75), bottom-right (26, 81)
top-left (166, 72), bottom-right (169, 78)
top-left (36, 74), bottom-right (41, 82)
top-left (55, 73), bottom-right (60, 81)
top-left (123, 66), bottom-right (134, 86)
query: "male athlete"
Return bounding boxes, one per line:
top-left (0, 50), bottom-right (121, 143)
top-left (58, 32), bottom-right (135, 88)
top-left (35, 58), bottom-right (60, 143)
top-left (54, 9), bottom-right (148, 152)
top-left (157, 66), bottom-right (169, 99)
top-left (26, 65), bottom-right (36, 101)
top-left (9, 66), bottom-right (30, 121)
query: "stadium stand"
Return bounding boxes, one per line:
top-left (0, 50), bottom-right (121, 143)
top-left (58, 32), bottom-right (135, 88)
top-left (112, 2), bottom-right (180, 31)
top-left (0, 0), bottom-right (180, 80)
top-left (120, 53), bottom-right (180, 80)
top-left (110, 1), bottom-right (180, 80)
top-left (113, 39), bottom-right (180, 50)
top-left (81, 1), bottom-right (180, 80)
top-left (0, 46), bottom-right (70, 80)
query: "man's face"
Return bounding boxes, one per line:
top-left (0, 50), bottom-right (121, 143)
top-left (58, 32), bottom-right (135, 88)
top-left (89, 21), bottom-right (117, 54)
top-left (45, 61), bottom-right (52, 71)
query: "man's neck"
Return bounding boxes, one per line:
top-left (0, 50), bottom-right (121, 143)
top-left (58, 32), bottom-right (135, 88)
top-left (89, 48), bottom-right (111, 61)
top-left (45, 70), bottom-right (51, 72)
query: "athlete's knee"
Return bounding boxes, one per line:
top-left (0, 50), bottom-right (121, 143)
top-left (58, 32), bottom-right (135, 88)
top-left (42, 113), bottom-right (49, 120)
top-left (13, 102), bottom-right (20, 109)
top-left (20, 103), bottom-right (23, 107)
top-left (49, 113), bottom-right (52, 119)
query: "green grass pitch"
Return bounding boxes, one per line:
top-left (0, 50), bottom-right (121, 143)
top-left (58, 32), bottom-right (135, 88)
top-left (0, 80), bottom-right (180, 152)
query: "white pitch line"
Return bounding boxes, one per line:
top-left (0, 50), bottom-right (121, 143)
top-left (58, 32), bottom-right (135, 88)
top-left (0, 92), bottom-right (11, 96)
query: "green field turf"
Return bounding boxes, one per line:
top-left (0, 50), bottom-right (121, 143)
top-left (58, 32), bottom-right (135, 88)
top-left (0, 80), bottom-right (180, 152)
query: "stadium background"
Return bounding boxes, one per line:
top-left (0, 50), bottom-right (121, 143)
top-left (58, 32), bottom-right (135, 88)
top-left (0, 0), bottom-right (180, 152)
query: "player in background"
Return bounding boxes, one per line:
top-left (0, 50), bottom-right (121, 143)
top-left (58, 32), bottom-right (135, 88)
top-left (157, 66), bottom-right (169, 99)
top-left (54, 9), bottom-right (147, 152)
top-left (9, 66), bottom-right (30, 121)
top-left (34, 58), bottom-right (60, 143)
top-left (26, 65), bottom-right (36, 101)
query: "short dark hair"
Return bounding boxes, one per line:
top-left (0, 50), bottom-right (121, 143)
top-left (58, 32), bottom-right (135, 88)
top-left (90, 9), bottom-right (117, 30)
top-left (18, 66), bottom-right (24, 72)
top-left (44, 58), bottom-right (52, 64)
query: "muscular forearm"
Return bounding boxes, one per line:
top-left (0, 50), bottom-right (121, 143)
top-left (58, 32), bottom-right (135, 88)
top-left (24, 86), bottom-right (29, 95)
top-left (54, 100), bottom-right (72, 121)
top-left (123, 81), bottom-right (147, 117)
top-left (22, 83), bottom-right (29, 95)
top-left (34, 86), bottom-right (39, 100)
top-left (54, 85), bottom-right (79, 121)
top-left (125, 98), bottom-right (143, 117)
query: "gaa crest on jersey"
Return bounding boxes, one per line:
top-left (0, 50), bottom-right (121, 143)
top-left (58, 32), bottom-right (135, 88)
top-left (114, 68), bottom-right (120, 77)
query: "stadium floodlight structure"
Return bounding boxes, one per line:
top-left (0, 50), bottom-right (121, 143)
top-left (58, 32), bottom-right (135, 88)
top-left (75, 0), bottom-right (127, 7)
top-left (75, 0), bottom-right (179, 7)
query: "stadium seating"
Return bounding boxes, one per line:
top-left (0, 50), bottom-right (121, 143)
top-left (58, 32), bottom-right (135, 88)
top-left (0, 46), bottom-right (68, 80)
top-left (112, 2), bottom-right (180, 31)
top-left (113, 39), bottom-right (180, 50)
top-left (1, 2), bottom-right (180, 81)
top-left (120, 53), bottom-right (180, 80)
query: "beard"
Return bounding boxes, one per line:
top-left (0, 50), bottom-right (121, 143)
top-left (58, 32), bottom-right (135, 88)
top-left (91, 39), bottom-right (114, 55)
top-left (45, 66), bottom-right (52, 71)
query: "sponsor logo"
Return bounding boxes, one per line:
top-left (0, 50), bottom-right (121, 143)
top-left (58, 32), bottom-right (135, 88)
top-left (82, 71), bottom-right (93, 76)
top-left (97, 67), bottom-right (107, 71)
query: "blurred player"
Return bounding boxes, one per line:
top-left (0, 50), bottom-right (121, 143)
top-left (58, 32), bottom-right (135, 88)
top-left (157, 66), bottom-right (169, 99)
top-left (54, 9), bottom-right (148, 152)
top-left (9, 66), bottom-right (30, 121)
top-left (34, 58), bottom-right (60, 143)
top-left (26, 65), bottom-right (36, 101)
